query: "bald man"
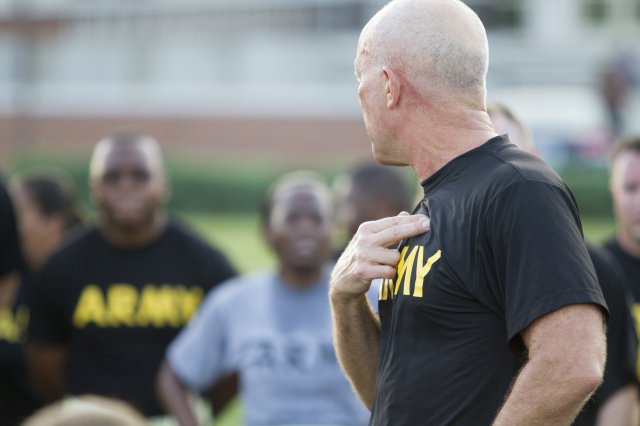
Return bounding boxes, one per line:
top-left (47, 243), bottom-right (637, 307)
top-left (26, 133), bottom-right (236, 418)
top-left (329, 1), bottom-right (608, 425)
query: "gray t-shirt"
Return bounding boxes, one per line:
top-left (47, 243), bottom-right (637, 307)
top-left (167, 268), bottom-right (370, 426)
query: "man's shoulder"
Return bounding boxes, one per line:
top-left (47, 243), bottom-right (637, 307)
top-left (163, 219), bottom-right (225, 256)
top-left (210, 271), bottom-right (274, 301)
top-left (45, 227), bottom-right (100, 267)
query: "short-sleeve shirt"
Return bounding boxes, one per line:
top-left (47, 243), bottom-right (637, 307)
top-left (28, 221), bottom-right (236, 416)
top-left (605, 238), bottom-right (640, 302)
top-left (604, 238), bottom-right (640, 378)
top-left (370, 136), bottom-right (607, 426)
top-left (573, 244), bottom-right (637, 426)
top-left (168, 268), bottom-right (371, 426)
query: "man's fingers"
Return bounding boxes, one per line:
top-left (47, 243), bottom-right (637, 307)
top-left (374, 218), bottom-right (430, 248)
top-left (359, 247), bottom-right (401, 267)
top-left (359, 214), bottom-right (428, 234)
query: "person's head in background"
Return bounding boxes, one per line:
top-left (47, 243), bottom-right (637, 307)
top-left (609, 136), bottom-right (640, 257)
top-left (334, 162), bottom-right (412, 243)
top-left (10, 174), bottom-right (83, 273)
top-left (487, 102), bottom-right (537, 154)
top-left (89, 132), bottom-right (168, 247)
top-left (260, 172), bottom-right (333, 288)
top-left (22, 395), bottom-right (147, 426)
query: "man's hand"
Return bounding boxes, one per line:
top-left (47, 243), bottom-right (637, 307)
top-left (330, 212), bottom-right (430, 301)
top-left (329, 212), bottom-right (430, 408)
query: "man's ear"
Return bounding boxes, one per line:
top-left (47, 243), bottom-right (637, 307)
top-left (383, 66), bottom-right (401, 109)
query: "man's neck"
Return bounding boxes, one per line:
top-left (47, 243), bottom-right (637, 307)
top-left (100, 214), bottom-right (167, 249)
top-left (617, 233), bottom-right (640, 259)
top-left (279, 266), bottom-right (324, 290)
top-left (407, 109), bottom-right (497, 181)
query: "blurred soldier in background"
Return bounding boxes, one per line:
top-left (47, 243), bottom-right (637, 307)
top-left (333, 162), bottom-right (411, 259)
top-left (156, 172), bottom-right (370, 426)
top-left (0, 174), bottom-right (84, 425)
top-left (605, 136), bottom-right (640, 393)
top-left (26, 132), bottom-right (236, 419)
top-left (488, 101), bottom-right (639, 426)
top-left (0, 174), bottom-right (27, 425)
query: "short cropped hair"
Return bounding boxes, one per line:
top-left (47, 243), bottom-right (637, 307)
top-left (260, 171), bottom-right (332, 226)
top-left (609, 135), bottom-right (640, 168)
top-left (17, 174), bottom-right (84, 231)
top-left (89, 132), bottom-right (164, 183)
top-left (346, 162), bottom-right (411, 214)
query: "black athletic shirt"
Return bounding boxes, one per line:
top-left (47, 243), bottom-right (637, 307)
top-left (604, 238), bottom-right (640, 382)
top-left (0, 178), bottom-right (21, 277)
top-left (573, 244), bottom-right (637, 426)
top-left (605, 238), bottom-right (640, 303)
top-left (0, 178), bottom-right (35, 426)
top-left (370, 136), bottom-right (607, 426)
top-left (28, 221), bottom-right (236, 416)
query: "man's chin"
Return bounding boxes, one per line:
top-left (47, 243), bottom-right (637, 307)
top-left (372, 151), bottom-right (407, 167)
top-left (109, 215), bottom-right (152, 231)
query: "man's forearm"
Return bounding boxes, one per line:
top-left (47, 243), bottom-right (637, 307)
top-left (330, 293), bottom-right (381, 409)
top-left (26, 344), bottom-right (68, 401)
top-left (156, 361), bottom-right (199, 426)
top-left (492, 359), bottom-right (601, 426)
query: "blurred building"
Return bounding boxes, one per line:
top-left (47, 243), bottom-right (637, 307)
top-left (0, 0), bottom-right (639, 166)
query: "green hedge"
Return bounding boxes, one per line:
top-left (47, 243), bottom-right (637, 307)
top-left (9, 153), bottom-right (328, 214)
top-left (9, 152), bottom-right (614, 219)
top-left (558, 166), bottom-right (612, 219)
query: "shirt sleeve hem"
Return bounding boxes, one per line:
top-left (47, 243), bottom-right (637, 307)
top-left (507, 289), bottom-right (608, 349)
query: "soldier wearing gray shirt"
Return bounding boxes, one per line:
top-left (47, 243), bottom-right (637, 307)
top-left (157, 172), bottom-right (369, 426)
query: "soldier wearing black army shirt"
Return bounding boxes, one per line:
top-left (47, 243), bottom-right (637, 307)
top-left (331, 1), bottom-right (608, 425)
top-left (365, 137), bottom-right (606, 425)
top-left (26, 133), bottom-right (236, 417)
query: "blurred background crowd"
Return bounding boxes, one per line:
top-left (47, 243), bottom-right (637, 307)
top-left (0, 0), bottom-right (639, 425)
top-left (1, 0), bottom-right (639, 228)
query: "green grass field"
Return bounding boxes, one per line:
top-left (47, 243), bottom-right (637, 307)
top-left (173, 212), bottom-right (617, 426)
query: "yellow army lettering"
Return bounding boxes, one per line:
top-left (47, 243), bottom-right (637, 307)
top-left (633, 304), bottom-right (640, 380)
top-left (379, 247), bottom-right (442, 300)
top-left (72, 284), bottom-right (204, 328)
top-left (0, 306), bottom-right (29, 343)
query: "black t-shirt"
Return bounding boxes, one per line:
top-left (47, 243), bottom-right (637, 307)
top-left (0, 273), bottom-right (43, 426)
top-left (605, 238), bottom-right (640, 303)
top-left (604, 238), bottom-right (640, 379)
top-left (0, 177), bottom-right (33, 426)
top-left (370, 136), bottom-right (607, 426)
top-left (28, 221), bottom-right (236, 416)
top-left (0, 178), bottom-right (22, 277)
top-left (573, 244), bottom-right (637, 426)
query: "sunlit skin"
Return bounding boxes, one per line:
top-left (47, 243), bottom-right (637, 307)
top-left (91, 141), bottom-right (168, 248)
top-left (10, 183), bottom-right (65, 272)
top-left (611, 150), bottom-right (640, 258)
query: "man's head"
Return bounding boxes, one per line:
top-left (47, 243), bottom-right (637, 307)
top-left (261, 172), bottom-right (333, 282)
top-left (335, 162), bottom-right (411, 239)
top-left (355, 0), bottom-right (489, 164)
top-left (609, 137), bottom-right (640, 256)
top-left (89, 132), bottom-right (167, 233)
top-left (487, 102), bottom-right (537, 154)
top-left (10, 174), bottom-right (82, 271)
